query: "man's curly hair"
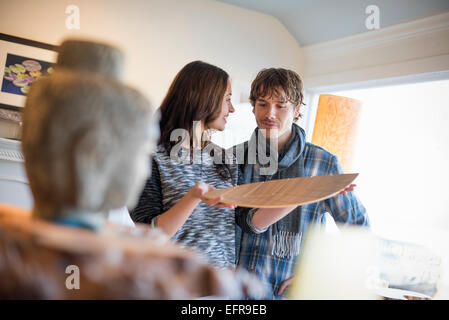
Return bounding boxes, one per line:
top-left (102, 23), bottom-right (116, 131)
top-left (249, 68), bottom-right (305, 121)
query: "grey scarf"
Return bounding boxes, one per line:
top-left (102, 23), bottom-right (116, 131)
top-left (240, 124), bottom-right (306, 258)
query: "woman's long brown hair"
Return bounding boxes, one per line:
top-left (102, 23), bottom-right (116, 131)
top-left (158, 60), bottom-right (232, 180)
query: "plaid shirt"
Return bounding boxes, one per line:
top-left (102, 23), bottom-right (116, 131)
top-left (236, 141), bottom-right (370, 300)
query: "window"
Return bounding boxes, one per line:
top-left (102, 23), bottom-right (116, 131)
top-left (327, 79), bottom-right (449, 248)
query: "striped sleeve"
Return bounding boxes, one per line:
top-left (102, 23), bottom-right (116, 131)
top-left (129, 157), bottom-right (163, 224)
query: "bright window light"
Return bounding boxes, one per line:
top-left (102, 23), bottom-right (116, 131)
top-left (331, 79), bottom-right (449, 245)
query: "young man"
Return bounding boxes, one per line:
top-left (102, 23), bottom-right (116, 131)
top-left (235, 68), bottom-right (370, 299)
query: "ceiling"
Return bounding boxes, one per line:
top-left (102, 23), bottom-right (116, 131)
top-left (217, 0), bottom-right (449, 45)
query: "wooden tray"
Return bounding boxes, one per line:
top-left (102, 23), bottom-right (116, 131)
top-left (204, 173), bottom-right (358, 208)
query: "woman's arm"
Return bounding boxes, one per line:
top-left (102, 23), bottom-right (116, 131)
top-left (156, 182), bottom-right (230, 237)
top-left (130, 158), bottom-right (164, 224)
top-left (131, 159), bottom-right (234, 238)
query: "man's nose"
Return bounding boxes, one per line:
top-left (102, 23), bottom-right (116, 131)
top-left (229, 103), bottom-right (235, 113)
top-left (265, 105), bottom-right (276, 119)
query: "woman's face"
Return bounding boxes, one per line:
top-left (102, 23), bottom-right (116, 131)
top-left (206, 79), bottom-right (234, 131)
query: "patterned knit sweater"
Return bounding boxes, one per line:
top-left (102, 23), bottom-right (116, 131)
top-left (130, 144), bottom-right (237, 269)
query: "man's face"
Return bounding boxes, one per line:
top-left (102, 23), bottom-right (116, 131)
top-left (252, 88), bottom-right (300, 141)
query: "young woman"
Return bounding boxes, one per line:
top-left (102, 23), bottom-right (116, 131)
top-left (130, 61), bottom-right (237, 269)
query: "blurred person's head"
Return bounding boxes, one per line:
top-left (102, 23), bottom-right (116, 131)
top-left (21, 39), bottom-right (158, 220)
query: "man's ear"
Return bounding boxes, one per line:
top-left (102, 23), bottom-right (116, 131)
top-left (294, 106), bottom-right (301, 120)
top-left (252, 106), bottom-right (255, 115)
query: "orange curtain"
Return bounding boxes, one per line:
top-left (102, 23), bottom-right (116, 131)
top-left (311, 94), bottom-right (362, 173)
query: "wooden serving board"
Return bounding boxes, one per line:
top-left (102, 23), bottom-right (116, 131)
top-left (203, 173), bottom-right (358, 208)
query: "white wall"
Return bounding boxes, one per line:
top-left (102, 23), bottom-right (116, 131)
top-left (0, 0), bottom-right (304, 108)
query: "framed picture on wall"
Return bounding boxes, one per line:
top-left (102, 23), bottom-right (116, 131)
top-left (0, 33), bottom-right (57, 140)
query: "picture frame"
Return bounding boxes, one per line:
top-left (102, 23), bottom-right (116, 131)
top-left (0, 33), bottom-right (57, 140)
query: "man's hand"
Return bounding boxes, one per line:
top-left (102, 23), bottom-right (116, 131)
top-left (339, 183), bottom-right (356, 195)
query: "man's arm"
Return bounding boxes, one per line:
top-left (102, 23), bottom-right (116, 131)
top-left (251, 183), bottom-right (355, 230)
top-left (251, 206), bottom-right (297, 230)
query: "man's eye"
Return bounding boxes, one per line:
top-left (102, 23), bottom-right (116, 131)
top-left (278, 105), bottom-right (287, 108)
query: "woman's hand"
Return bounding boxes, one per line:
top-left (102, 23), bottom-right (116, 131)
top-left (188, 181), bottom-right (215, 199)
top-left (189, 182), bottom-right (236, 209)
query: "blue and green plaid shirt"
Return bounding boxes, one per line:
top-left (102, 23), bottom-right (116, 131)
top-left (235, 139), bottom-right (369, 300)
